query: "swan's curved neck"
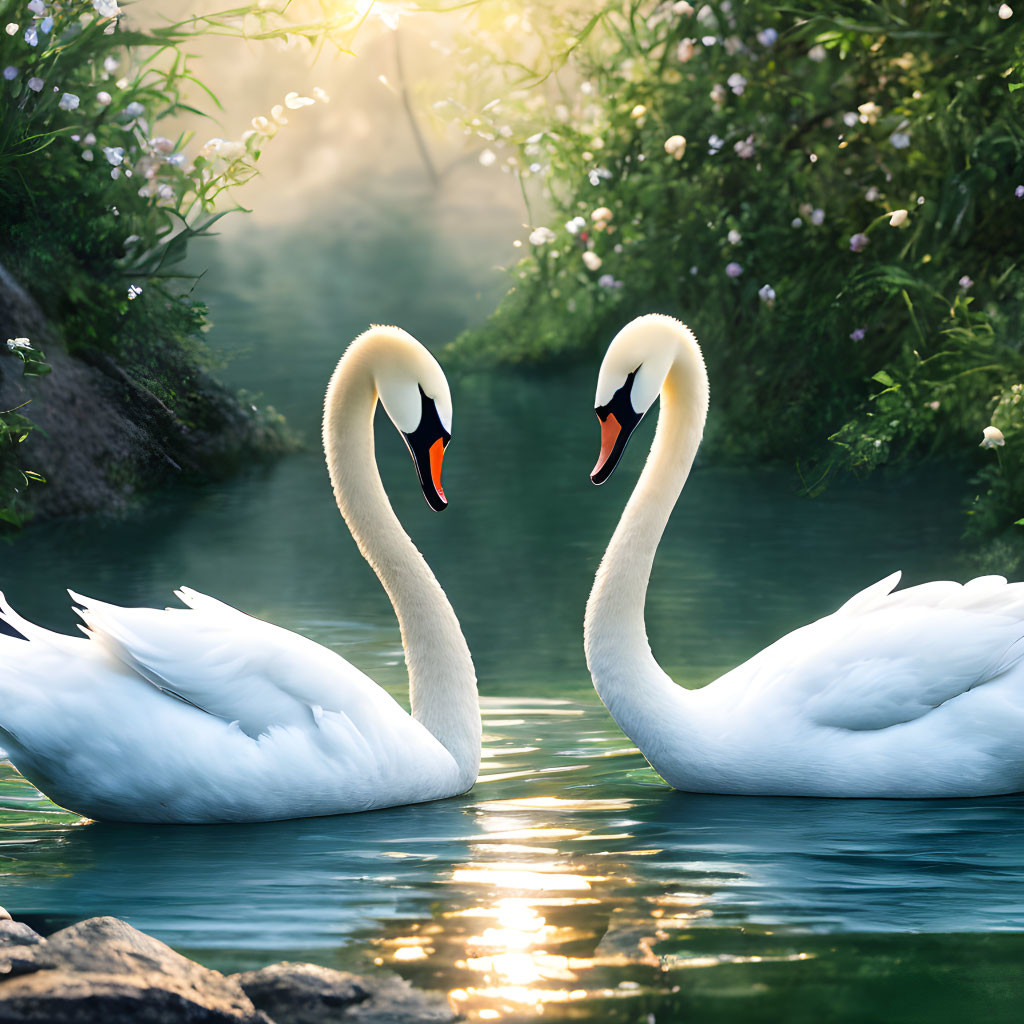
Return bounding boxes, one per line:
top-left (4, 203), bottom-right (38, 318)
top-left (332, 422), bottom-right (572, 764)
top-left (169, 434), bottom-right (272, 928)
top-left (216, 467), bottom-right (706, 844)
top-left (584, 329), bottom-right (709, 743)
top-left (323, 344), bottom-right (480, 786)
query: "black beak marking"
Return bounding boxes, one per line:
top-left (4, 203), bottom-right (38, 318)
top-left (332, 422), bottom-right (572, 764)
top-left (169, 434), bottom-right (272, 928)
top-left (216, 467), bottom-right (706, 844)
top-left (592, 367), bottom-right (644, 485)
top-left (401, 385), bottom-right (451, 511)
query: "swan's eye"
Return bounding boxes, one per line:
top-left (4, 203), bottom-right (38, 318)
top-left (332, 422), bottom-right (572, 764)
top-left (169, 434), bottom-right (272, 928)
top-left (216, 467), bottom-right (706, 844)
top-left (401, 386), bottom-right (451, 511)
top-left (591, 368), bottom-right (644, 485)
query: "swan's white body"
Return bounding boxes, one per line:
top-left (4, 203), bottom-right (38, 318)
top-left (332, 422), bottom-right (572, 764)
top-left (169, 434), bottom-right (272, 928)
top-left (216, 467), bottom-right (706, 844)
top-left (0, 327), bottom-right (480, 823)
top-left (585, 315), bottom-right (1024, 798)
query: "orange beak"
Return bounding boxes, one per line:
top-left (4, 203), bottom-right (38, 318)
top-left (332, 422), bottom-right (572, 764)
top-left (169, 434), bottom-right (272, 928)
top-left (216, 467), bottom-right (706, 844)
top-left (591, 412), bottom-right (622, 481)
top-left (429, 437), bottom-right (446, 504)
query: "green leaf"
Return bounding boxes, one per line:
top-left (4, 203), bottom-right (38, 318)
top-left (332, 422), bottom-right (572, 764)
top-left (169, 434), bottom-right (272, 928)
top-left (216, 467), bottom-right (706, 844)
top-left (872, 370), bottom-right (896, 388)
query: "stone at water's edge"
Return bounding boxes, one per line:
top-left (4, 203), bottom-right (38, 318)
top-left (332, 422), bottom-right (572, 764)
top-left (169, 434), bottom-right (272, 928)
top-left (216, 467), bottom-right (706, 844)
top-left (0, 262), bottom-right (293, 521)
top-left (0, 912), bottom-right (458, 1024)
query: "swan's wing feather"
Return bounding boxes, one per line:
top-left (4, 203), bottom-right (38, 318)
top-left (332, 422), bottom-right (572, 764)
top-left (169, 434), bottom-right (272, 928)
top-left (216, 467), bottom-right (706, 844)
top-left (69, 589), bottom-right (408, 740)
top-left (729, 575), bottom-right (1024, 732)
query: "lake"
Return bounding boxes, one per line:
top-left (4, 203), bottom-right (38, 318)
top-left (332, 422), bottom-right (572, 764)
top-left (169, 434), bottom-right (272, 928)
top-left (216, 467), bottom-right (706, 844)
top-left (2, 195), bottom-right (1022, 1023)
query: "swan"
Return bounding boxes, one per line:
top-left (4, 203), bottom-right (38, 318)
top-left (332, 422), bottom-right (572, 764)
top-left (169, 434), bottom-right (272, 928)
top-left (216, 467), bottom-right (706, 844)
top-left (0, 326), bottom-right (480, 823)
top-left (584, 313), bottom-right (1024, 798)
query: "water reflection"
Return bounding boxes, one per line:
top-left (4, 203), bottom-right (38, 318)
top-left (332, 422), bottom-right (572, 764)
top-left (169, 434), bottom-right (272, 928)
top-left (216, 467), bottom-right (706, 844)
top-left (5, 699), bottom-right (1024, 1018)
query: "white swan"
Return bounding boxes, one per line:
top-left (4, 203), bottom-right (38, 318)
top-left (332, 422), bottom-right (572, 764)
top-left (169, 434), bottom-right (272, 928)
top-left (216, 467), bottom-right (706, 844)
top-left (0, 326), bottom-right (480, 823)
top-left (584, 313), bottom-right (1024, 798)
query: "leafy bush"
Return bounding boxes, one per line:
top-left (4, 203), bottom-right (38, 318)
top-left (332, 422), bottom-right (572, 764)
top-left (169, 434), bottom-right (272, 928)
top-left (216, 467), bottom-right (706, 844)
top-left (441, 0), bottom-right (1024, 546)
top-left (0, 0), bottom-right (357, 523)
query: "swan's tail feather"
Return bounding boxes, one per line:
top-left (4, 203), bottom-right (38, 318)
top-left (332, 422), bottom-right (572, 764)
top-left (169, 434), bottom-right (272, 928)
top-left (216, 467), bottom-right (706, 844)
top-left (0, 591), bottom-right (84, 652)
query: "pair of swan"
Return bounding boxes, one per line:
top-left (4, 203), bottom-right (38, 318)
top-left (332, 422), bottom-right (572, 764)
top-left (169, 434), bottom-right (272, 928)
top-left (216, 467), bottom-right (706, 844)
top-left (2, 317), bottom-right (1023, 822)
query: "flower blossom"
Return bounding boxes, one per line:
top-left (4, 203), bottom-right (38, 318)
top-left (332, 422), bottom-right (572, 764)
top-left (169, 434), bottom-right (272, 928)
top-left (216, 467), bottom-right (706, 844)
top-left (582, 251), bottom-right (603, 271)
top-left (565, 216), bottom-right (586, 235)
top-left (758, 284), bottom-right (776, 305)
top-left (849, 328), bottom-right (866, 342)
top-left (58, 93), bottom-right (80, 111)
top-left (528, 226), bottom-right (555, 246)
top-left (102, 146), bottom-right (124, 166)
top-left (598, 273), bottom-right (622, 289)
top-left (707, 134), bottom-right (724, 154)
top-left (849, 232), bottom-right (870, 253)
top-left (727, 229), bottom-right (741, 245)
top-left (808, 44), bottom-right (827, 61)
top-left (284, 91), bottom-right (314, 109)
top-left (733, 135), bottom-right (755, 159)
top-left (127, 284), bottom-right (142, 301)
top-left (28, 0), bottom-right (46, 14)
top-left (727, 73), bottom-right (747, 96)
top-left (725, 262), bottom-right (743, 278)
top-left (2, 66), bottom-right (16, 80)
top-left (998, 4), bottom-right (1013, 18)
top-left (97, 91), bottom-right (112, 106)
top-left (6, 337), bottom-right (31, 350)
top-left (24, 25), bottom-right (37, 46)
top-left (857, 102), bottom-right (882, 125)
top-left (959, 275), bottom-right (974, 290)
top-left (757, 27), bottom-right (778, 46)
top-left (1016, 185), bottom-right (1024, 198)
top-left (27, 76), bottom-right (43, 92)
top-left (123, 101), bottom-right (145, 119)
top-left (889, 130), bottom-right (911, 149)
top-left (677, 38), bottom-right (695, 62)
top-left (980, 426), bottom-right (1005, 449)
top-left (810, 208), bottom-right (825, 225)
top-left (40, 15), bottom-right (53, 33)
top-left (889, 209), bottom-right (908, 227)
top-left (664, 134), bottom-right (687, 159)
top-left (629, 104), bottom-right (646, 120)
top-left (710, 83), bottom-right (727, 108)
top-left (673, 1), bottom-right (694, 14)
top-left (93, 0), bottom-right (120, 17)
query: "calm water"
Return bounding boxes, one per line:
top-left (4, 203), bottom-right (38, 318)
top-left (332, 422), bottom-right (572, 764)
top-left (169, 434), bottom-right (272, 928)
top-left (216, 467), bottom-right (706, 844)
top-left (3, 202), bottom-right (1024, 1021)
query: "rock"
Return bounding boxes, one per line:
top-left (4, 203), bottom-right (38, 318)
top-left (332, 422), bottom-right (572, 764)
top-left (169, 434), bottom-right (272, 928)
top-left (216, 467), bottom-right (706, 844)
top-left (0, 262), bottom-right (292, 521)
top-left (234, 962), bottom-right (369, 1023)
top-left (0, 916), bottom-right (458, 1024)
top-left (0, 917), bottom-right (268, 1023)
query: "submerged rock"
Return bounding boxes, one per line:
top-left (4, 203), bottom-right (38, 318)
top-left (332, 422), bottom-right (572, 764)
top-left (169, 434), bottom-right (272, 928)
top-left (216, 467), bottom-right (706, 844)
top-left (0, 912), bottom-right (458, 1024)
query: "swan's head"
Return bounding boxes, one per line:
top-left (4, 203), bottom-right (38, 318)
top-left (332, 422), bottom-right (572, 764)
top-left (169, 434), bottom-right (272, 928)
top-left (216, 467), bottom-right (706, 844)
top-left (591, 315), bottom-right (680, 483)
top-left (370, 327), bottom-right (454, 511)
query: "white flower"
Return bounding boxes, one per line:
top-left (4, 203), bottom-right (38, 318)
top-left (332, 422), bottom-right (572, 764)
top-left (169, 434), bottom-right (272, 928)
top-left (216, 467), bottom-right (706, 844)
top-left (24, 25), bottom-right (37, 46)
top-left (284, 91), bottom-right (314, 109)
top-left (980, 425), bottom-right (1005, 449)
top-left (727, 73), bottom-right (747, 96)
top-left (758, 284), bottom-right (776, 305)
top-left (733, 135), bottom-right (755, 159)
top-left (103, 55), bottom-right (118, 73)
top-left (565, 216), bottom-right (586, 235)
top-left (156, 184), bottom-right (174, 201)
top-left (811, 208), bottom-right (825, 225)
top-left (123, 101), bottom-right (145, 118)
top-left (725, 262), bottom-right (743, 278)
top-left (58, 93), bottom-right (80, 111)
top-left (582, 251), bottom-right (603, 271)
top-left (707, 134), bottom-right (724, 154)
top-left (102, 146), bottom-right (124, 166)
top-left (959, 275), bottom-right (974, 290)
top-left (889, 209), bottom-right (908, 227)
top-left (591, 206), bottom-right (613, 223)
top-left (630, 104), bottom-right (647, 120)
top-left (727, 228), bottom-right (741, 245)
top-left (81, 149), bottom-right (94, 161)
top-left (757, 27), bottom-right (778, 47)
top-left (270, 104), bottom-right (288, 125)
top-left (673, 1), bottom-right (694, 14)
top-left (677, 38), bottom-right (695, 62)
top-left (97, 91), bottom-right (112, 106)
top-left (4, 24), bottom-right (17, 37)
top-left (312, 87), bottom-right (330, 103)
top-left (528, 226), bottom-right (556, 246)
top-left (27, 76), bottom-right (43, 92)
top-left (808, 44), bottom-right (827, 62)
top-left (597, 273), bottom-right (622, 289)
top-left (28, 0), bottom-right (46, 15)
top-left (148, 136), bottom-right (173, 154)
top-left (6, 337), bottom-right (31, 350)
top-left (865, 185), bottom-right (881, 202)
top-left (889, 131), bottom-right (911, 149)
top-left (791, 217), bottom-right (803, 228)
top-left (842, 111), bottom-right (859, 127)
top-left (2, 66), bottom-right (16, 80)
top-left (710, 83), bottom-right (727, 107)
top-left (127, 284), bottom-right (142, 301)
top-left (998, 4), bottom-right (1012, 18)
top-left (664, 134), bottom-right (687, 159)
top-left (93, 0), bottom-right (120, 17)
top-left (478, 148), bottom-right (496, 167)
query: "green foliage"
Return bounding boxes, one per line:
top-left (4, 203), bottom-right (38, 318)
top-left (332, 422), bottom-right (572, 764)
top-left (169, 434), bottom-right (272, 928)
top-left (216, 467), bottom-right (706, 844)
top-left (0, 0), bottom-right (357, 525)
top-left (0, 339), bottom-right (50, 527)
top-left (442, 0), bottom-right (1024, 545)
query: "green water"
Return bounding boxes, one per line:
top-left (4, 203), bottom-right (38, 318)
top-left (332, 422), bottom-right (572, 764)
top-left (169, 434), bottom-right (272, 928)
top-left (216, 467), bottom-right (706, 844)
top-left (3, 201), bottom-right (1024, 1022)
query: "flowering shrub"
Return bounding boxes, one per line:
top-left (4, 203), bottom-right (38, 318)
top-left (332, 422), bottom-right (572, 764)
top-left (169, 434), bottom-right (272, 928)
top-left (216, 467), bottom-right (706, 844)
top-left (441, 0), bottom-right (1024, 550)
top-left (0, 0), bottom-right (359, 523)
